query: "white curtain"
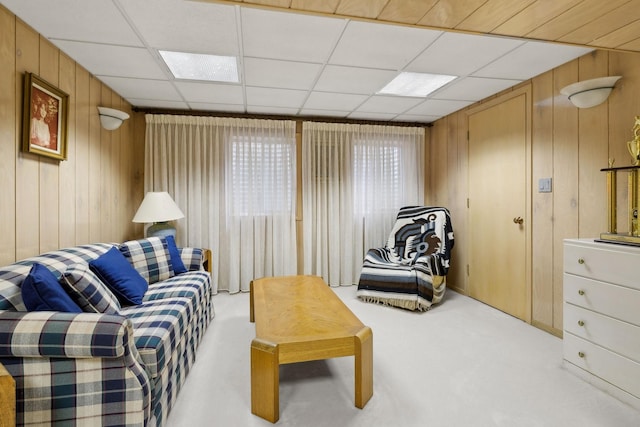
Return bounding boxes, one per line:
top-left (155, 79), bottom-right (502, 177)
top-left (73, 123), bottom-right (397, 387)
top-left (302, 122), bottom-right (425, 286)
top-left (145, 115), bottom-right (297, 293)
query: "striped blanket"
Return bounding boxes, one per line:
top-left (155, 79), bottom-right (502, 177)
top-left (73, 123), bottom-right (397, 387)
top-left (357, 206), bottom-right (454, 311)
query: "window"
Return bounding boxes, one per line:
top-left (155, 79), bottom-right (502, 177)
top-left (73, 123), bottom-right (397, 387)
top-left (228, 135), bottom-right (295, 216)
top-left (353, 140), bottom-right (403, 215)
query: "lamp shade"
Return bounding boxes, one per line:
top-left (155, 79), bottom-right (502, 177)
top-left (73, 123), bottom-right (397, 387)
top-left (560, 76), bottom-right (622, 108)
top-left (98, 106), bottom-right (130, 130)
top-left (132, 192), bottom-right (184, 223)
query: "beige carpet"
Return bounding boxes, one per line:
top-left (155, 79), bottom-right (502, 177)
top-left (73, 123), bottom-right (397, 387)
top-left (166, 286), bottom-right (640, 427)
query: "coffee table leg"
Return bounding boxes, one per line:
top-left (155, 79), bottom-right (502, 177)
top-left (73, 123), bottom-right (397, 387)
top-left (354, 326), bottom-right (373, 408)
top-left (249, 280), bottom-right (255, 323)
top-left (251, 339), bottom-right (279, 423)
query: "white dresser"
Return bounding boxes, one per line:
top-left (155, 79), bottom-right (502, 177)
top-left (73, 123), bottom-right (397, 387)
top-left (563, 238), bottom-right (640, 410)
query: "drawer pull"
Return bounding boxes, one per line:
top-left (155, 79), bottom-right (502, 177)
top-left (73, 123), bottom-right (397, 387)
top-left (578, 320), bottom-right (584, 327)
top-left (578, 258), bottom-right (585, 264)
top-left (578, 352), bottom-right (585, 358)
top-left (578, 289), bottom-right (585, 296)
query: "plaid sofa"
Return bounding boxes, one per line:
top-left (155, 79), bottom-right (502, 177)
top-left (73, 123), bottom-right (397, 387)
top-left (0, 242), bottom-right (214, 426)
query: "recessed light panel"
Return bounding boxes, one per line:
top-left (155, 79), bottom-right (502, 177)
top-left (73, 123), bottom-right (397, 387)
top-left (160, 50), bottom-right (239, 83)
top-left (378, 72), bottom-right (456, 97)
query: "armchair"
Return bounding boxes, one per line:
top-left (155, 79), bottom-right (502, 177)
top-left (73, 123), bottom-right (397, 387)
top-left (357, 206), bottom-right (454, 311)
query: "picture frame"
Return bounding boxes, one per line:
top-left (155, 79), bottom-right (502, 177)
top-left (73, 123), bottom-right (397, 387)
top-left (22, 72), bottom-right (69, 161)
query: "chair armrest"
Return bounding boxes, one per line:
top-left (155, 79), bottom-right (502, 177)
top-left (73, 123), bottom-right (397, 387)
top-left (364, 247), bottom-right (402, 265)
top-left (0, 311), bottom-right (130, 359)
top-left (414, 253), bottom-right (451, 276)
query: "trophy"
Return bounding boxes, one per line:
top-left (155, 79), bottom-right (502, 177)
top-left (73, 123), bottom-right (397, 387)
top-left (601, 116), bottom-right (640, 244)
top-left (628, 116), bottom-right (640, 166)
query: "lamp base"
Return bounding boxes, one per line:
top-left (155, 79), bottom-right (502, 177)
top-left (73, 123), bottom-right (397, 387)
top-left (146, 222), bottom-right (176, 239)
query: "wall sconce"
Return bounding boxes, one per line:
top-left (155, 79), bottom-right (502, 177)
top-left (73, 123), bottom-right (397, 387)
top-left (560, 76), bottom-right (622, 108)
top-left (132, 191), bottom-right (185, 238)
top-left (97, 106), bottom-right (130, 130)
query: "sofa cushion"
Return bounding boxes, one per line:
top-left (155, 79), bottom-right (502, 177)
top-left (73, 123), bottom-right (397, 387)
top-left (143, 271), bottom-right (212, 346)
top-left (60, 263), bottom-right (122, 315)
top-left (21, 263), bottom-right (82, 312)
top-left (165, 236), bottom-right (187, 275)
top-left (120, 237), bottom-right (174, 284)
top-left (89, 247), bottom-right (148, 306)
top-left (123, 297), bottom-right (195, 379)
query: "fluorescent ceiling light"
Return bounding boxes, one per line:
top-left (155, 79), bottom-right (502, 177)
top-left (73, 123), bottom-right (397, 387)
top-left (160, 50), bottom-right (239, 83)
top-left (378, 72), bottom-right (457, 97)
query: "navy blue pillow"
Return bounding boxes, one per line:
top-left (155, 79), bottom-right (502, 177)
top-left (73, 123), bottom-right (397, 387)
top-left (22, 263), bottom-right (82, 312)
top-left (164, 235), bottom-right (187, 275)
top-left (89, 247), bottom-right (148, 306)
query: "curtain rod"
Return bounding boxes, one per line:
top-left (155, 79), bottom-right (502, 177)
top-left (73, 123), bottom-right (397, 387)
top-left (132, 107), bottom-right (433, 128)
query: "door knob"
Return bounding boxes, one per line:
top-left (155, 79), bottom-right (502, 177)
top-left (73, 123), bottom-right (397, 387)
top-left (513, 217), bottom-right (524, 225)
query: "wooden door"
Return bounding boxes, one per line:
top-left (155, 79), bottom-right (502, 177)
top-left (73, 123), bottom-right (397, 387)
top-left (468, 92), bottom-right (530, 322)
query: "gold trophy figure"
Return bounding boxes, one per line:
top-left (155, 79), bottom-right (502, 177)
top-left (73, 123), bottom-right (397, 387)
top-left (628, 115), bottom-right (640, 166)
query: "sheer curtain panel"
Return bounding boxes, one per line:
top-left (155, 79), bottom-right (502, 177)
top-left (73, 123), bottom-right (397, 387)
top-left (145, 115), bottom-right (297, 293)
top-left (302, 122), bottom-right (425, 287)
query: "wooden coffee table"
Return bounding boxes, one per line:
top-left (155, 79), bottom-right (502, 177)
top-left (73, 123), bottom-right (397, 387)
top-left (250, 275), bottom-right (373, 423)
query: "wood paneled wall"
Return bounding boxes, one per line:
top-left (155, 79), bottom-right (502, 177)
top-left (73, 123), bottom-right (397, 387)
top-left (0, 6), bottom-right (145, 266)
top-left (428, 49), bottom-right (640, 336)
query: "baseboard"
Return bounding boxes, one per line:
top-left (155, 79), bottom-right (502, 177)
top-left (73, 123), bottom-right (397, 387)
top-left (532, 320), bottom-right (562, 338)
top-left (564, 360), bottom-right (640, 412)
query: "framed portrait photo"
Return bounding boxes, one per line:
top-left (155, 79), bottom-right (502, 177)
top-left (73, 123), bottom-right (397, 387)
top-left (22, 72), bottom-right (69, 161)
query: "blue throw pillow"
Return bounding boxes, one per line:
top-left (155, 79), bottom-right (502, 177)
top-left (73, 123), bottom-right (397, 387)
top-left (89, 246), bottom-right (148, 306)
top-left (164, 235), bottom-right (187, 275)
top-left (22, 263), bottom-right (82, 312)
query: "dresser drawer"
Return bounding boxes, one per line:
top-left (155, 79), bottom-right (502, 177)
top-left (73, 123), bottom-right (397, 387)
top-left (564, 274), bottom-right (640, 326)
top-left (564, 333), bottom-right (640, 399)
top-left (564, 240), bottom-right (640, 290)
top-left (564, 303), bottom-right (640, 363)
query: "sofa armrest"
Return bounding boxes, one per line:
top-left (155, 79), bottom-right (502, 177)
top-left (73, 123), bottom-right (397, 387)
top-left (178, 247), bottom-right (206, 272)
top-left (0, 311), bottom-right (129, 359)
top-left (0, 311), bottom-right (153, 425)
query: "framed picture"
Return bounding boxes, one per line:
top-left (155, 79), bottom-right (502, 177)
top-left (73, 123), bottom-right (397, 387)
top-left (22, 72), bottom-right (69, 161)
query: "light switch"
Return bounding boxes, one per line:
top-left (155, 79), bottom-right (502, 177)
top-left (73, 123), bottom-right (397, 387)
top-left (538, 178), bottom-right (552, 193)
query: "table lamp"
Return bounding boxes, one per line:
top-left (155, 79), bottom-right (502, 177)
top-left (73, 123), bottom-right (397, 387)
top-left (132, 191), bottom-right (184, 238)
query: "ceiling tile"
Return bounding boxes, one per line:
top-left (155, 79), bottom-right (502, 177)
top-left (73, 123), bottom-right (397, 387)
top-left (121, 0), bottom-right (240, 55)
top-left (356, 95), bottom-right (424, 114)
top-left (244, 58), bottom-right (323, 90)
top-left (53, 41), bottom-right (167, 79)
top-left (0, 0), bottom-right (142, 46)
top-left (246, 105), bottom-right (301, 116)
top-left (299, 108), bottom-right (351, 118)
top-left (303, 92), bottom-right (368, 111)
top-left (189, 103), bottom-right (246, 113)
top-left (473, 41), bottom-right (592, 80)
top-left (98, 77), bottom-right (182, 101)
top-left (433, 77), bottom-right (522, 101)
top-left (241, 7), bottom-right (347, 62)
top-left (174, 81), bottom-right (244, 104)
top-left (393, 113), bottom-right (440, 123)
top-left (405, 99), bottom-right (474, 116)
top-left (406, 32), bottom-right (524, 76)
top-left (348, 111), bottom-right (398, 121)
top-left (329, 20), bottom-right (442, 69)
top-left (127, 99), bottom-right (189, 109)
top-left (314, 65), bottom-right (397, 95)
top-left (245, 87), bottom-right (308, 108)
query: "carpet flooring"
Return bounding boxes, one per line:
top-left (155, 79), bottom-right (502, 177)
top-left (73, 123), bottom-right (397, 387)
top-left (166, 286), bottom-right (640, 427)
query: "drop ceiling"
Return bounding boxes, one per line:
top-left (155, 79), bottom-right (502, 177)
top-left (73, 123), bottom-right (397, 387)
top-left (1, 0), bottom-right (595, 123)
